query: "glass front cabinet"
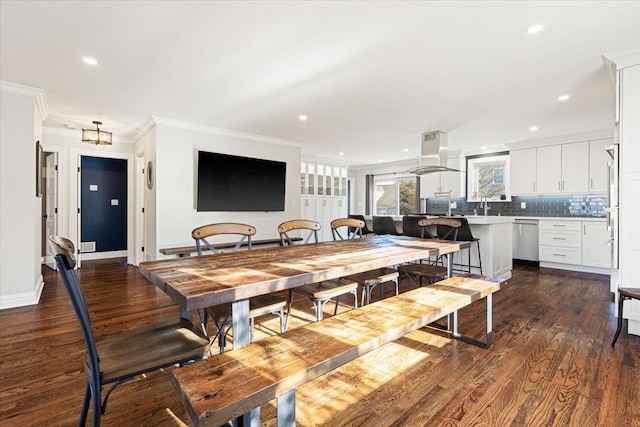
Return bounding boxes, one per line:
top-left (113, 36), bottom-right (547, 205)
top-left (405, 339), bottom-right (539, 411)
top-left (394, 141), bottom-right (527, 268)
top-left (300, 161), bottom-right (349, 241)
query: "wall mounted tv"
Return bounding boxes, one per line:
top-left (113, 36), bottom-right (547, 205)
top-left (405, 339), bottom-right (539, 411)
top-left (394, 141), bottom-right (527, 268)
top-left (196, 151), bottom-right (287, 212)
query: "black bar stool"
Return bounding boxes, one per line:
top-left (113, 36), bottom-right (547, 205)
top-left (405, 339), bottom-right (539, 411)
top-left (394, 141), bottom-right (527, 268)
top-left (612, 288), bottom-right (640, 346)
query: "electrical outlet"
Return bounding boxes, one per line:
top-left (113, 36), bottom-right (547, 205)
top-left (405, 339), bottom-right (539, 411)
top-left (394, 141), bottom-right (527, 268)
top-left (450, 201), bottom-right (457, 209)
top-left (521, 202), bottom-right (526, 209)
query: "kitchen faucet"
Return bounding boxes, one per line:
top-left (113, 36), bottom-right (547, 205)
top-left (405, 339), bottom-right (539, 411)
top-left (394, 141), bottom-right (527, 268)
top-left (480, 193), bottom-right (491, 216)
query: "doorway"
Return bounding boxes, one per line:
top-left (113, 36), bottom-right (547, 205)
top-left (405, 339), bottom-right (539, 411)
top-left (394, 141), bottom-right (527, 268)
top-left (41, 151), bottom-right (58, 270)
top-left (79, 156), bottom-right (128, 260)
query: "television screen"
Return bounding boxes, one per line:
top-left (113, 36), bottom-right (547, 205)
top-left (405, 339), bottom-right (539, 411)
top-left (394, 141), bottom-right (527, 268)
top-left (196, 151), bottom-right (286, 212)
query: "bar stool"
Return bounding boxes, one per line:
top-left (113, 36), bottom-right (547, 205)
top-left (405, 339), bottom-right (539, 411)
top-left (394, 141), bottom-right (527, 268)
top-left (372, 215), bottom-right (402, 235)
top-left (402, 215), bottom-right (426, 238)
top-left (612, 288), bottom-right (640, 346)
top-left (331, 218), bottom-right (400, 305)
top-left (438, 217), bottom-right (482, 274)
top-left (398, 218), bottom-right (461, 287)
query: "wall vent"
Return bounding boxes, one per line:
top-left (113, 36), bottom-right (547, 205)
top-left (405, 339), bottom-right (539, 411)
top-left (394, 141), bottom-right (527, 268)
top-left (80, 241), bottom-right (96, 253)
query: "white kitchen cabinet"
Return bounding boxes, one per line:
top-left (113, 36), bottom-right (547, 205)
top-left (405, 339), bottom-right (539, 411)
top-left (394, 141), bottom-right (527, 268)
top-left (562, 142), bottom-right (589, 193)
top-left (420, 157), bottom-right (460, 198)
top-left (536, 145), bottom-right (562, 194)
top-left (301, 196), bottom-right (316, 221)
top-left (510, 148), bottom-right (537, 194)
top-left (440, 157), bottom-right (461, 197)
top-left (582, 221), bottom-right (611, 268)
top-left (315, 197), bottom-right (333, 241)
top-left (301, 160), bottom-right (349, 242)
top-left (589, 138), bottom-right (613, 192)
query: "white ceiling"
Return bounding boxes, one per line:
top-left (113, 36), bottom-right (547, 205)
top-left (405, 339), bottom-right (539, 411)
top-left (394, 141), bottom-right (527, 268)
top-left (2, 1), bottom-right (639, 166)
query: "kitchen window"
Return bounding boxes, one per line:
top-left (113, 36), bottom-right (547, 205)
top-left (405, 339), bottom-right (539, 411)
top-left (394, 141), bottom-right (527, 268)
top-left (466, 152), bottom-right (511, 202)
top-left (374, 176), bottom-right (417, 215)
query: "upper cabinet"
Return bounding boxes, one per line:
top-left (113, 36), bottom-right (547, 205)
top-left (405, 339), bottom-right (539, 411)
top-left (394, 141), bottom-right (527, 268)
top-left (510, 148), bottom-right (537, 194)
top-left (510, 139), bottom-right (608, 195)
top-left (301, 161), bottom-right (347, 198)
top-left (420, 157), bottom-right (461, 198)
top-left (589, 138), bottom-right (613, 192)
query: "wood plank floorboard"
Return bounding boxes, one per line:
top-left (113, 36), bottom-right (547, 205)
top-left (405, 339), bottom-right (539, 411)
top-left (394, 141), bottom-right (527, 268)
top-left (0, 261), bottom-right (638, 426)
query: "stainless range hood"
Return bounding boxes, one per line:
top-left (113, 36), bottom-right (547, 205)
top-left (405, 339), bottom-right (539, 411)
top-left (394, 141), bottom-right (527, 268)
top-left (405, 131), bottom-right (462, 175)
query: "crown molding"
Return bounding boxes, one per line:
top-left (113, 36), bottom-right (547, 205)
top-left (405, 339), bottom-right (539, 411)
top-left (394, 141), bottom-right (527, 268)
top-left (301, 153), bottom-right (351, 168)
top-left (150, 116), bottom-right (302, 149)
top-left (133, 116), bottom-right (157, 141)
top-left (0, 81), bottom-right (49, 120)
top-left (505, 128), bottom-right (614, 151)
top-left (602, 48), bottom-right (640, 70)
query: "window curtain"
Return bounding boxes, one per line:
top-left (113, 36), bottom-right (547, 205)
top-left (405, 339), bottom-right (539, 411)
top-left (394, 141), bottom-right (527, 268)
top-left (415, 176), bottom-right (421, 213)
top-left (365, 174), bottom-right (374, 215)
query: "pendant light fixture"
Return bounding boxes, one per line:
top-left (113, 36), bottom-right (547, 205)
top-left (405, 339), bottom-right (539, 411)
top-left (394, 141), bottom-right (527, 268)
top-left (82, 121), bottom-right (112, 145)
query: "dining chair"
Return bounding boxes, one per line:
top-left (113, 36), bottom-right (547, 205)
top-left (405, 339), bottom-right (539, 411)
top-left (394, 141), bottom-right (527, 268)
top-left (192, 223), bottom-right (287, 352)
top-left (331, 218), bottom-right (400, 305)
top-left (372, 215), bottom-right (402, 235)
top-left (397, 218), bottom-right (462, 287)
top-left (48, 235), bottom-right (210, 427)
top-left (278, 219), bottom-right (358, 328)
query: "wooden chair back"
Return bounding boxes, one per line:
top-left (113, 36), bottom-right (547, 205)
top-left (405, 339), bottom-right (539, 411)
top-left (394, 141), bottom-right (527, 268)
top-left (348, 214), bottom-right (374, 235)
top-left (191, 223), bottom-right (256, 255)
top-left (330, 218), bottom-right (364, 240)
top-left (417, 218), bottom-right (461, 240)
top-left (278, 220), bottom-right (320, 245)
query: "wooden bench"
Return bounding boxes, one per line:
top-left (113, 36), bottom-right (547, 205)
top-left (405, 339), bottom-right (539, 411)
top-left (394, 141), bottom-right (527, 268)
top-left (159, 237), bottom-right (302, 257)
top-left (171, 274), bottom-right (504, 427)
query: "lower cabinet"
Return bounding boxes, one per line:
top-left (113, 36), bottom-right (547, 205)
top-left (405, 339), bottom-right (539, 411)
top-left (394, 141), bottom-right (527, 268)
top-left (301, 196), bottom-right (348, 242)
top-left (538, 219), bottom-right (609, 272)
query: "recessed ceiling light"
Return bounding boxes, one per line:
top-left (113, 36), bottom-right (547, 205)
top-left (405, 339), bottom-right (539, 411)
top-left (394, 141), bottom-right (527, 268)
top-left (526, 24), bottom-right (544, 34)
top-left (378, 159), bottom-right (382, 163)
top-left (481, 146), bottom-right (488, 150)
top-left (339, 152), bottom-right (345, 156)
top-left (529, 126), bottom-right (539, 132)
top-left (83, 57), bottom-right (98, 66)
top-left (557, 94), bottom-right (570, 102)
top-left (403, 148), bottom-right (409, 152)
top-left (298, 114), bottom-right (307, 121)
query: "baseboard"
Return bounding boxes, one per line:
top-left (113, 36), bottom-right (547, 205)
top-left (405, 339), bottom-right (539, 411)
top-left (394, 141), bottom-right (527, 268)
top-left (80, 250), bottom-right (128, 261)
top-left (513, 259), bottom-right (540, 267)
top-left (0, 274), bottom-right (44, 310)
top-left (539, 261), bottom-right (610, 275)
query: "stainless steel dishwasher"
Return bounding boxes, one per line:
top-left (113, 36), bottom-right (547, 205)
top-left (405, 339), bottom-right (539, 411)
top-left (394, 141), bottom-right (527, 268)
top-left (512, 219), bottom-right (539, 264)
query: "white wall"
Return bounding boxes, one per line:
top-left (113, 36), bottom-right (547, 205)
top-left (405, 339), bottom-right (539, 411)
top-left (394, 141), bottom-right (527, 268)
top-left (150, 119), bottom-right (301, 259)
top-left (0, 87), bottom-right (44, 309)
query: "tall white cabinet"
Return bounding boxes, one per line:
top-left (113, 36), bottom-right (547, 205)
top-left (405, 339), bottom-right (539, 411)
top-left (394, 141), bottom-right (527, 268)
top-left (607, 51), bottom-right (640, 336)
top-left (300, 161), bottom-right (348, 241)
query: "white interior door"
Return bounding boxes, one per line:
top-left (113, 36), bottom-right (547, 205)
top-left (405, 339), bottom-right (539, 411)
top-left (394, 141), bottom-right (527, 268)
top-left (45, 153), bottom-right (58, 270)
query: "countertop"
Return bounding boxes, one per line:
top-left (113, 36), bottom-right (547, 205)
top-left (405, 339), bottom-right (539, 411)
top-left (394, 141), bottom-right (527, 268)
top-left (365, 215), bottom-right (605, 225)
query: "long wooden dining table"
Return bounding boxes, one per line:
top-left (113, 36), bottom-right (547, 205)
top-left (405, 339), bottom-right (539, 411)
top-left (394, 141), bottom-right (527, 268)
top-left (139, 235), bottom-right (471, 351)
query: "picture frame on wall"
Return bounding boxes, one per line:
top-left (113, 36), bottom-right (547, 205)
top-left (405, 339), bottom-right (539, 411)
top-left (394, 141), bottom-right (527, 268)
top-left (35, 140), bottom-right (42, 197)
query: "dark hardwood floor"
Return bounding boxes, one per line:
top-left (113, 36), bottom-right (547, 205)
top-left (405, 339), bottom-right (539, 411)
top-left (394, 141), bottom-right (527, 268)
top-left (0, 260), bottom-right (638, 426)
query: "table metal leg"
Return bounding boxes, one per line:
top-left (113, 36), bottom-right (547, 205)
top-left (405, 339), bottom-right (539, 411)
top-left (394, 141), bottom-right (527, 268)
top-left (451, 294), bottom-right (493, 349)
top-left (231, 299), bottom-right (258, 424)
top-left (179, 307), bottom-right (193, 323)
top-left (447, 253), bottom-right (452, 278)
top-left (277, 390), bottom-right (296, 427)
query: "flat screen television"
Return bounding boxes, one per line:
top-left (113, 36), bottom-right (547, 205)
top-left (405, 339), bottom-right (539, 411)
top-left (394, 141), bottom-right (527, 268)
top-left (196, 151), bottom-right (286, 212)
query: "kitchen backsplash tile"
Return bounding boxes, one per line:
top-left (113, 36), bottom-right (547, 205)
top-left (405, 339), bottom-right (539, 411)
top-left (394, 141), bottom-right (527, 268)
top-left (424, 194), bottom-right (606, 218)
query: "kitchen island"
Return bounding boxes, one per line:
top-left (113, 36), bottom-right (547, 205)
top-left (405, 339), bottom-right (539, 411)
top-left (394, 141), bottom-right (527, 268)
top-left (365, 215), bottom-right (514, 280)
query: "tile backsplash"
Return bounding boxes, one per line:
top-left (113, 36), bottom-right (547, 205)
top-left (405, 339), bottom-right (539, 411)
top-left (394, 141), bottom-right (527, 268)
top-left (424, 194), bottom-right (606, 218)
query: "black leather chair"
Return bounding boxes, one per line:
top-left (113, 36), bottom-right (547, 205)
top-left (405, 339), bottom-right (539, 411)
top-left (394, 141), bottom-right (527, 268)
top-left (402, 215), bottom-right (426, 238)
top-left (348, 214), bottom-right (374, 236)
top-left (48, 236), bottom-right (210, 427)
top-left (372, 216), bottom-right (402, 235)
top-left (438, 217), bottom-right (483, 274)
